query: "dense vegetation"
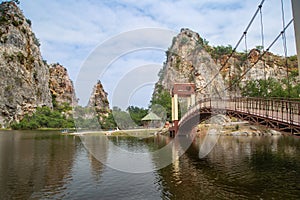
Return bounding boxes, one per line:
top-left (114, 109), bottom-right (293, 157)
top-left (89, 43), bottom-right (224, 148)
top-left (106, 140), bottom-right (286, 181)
top-left (127, 106), bottom-right (148, 126)
top-left (242, 77), bottom-right (300, 98)
top-left (11, 105), bottom-right (74, 130)
top-left (10, 103), bottom-right (152, 130)
top-left (150, 84), bottom-right (172, 121)
top-left (68, 105), bottom-right (149, 130)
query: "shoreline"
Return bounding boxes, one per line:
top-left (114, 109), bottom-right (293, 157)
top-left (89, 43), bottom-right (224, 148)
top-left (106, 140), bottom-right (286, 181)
top-left (67, 128), bottom-right (161, 136)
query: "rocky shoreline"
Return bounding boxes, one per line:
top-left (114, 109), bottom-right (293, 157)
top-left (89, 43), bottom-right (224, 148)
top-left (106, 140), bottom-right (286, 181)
top-left (197, 123), bottom-right (283, 137)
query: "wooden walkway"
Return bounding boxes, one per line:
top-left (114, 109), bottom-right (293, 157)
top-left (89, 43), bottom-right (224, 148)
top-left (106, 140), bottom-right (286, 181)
top-left (179, 98), bottom-right (300, 133)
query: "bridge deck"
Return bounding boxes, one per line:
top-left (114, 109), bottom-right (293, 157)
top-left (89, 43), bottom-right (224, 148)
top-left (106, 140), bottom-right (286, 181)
top-left (178, 98), bottom-right (300, 133)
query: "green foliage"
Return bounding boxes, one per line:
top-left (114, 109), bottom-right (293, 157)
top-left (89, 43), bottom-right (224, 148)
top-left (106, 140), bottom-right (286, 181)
top-left (11, 106), bottom-right (75, 130)
top-left (255, 45), bottom-right (264, 51)
top-left (99, 112), bottom-right (116, 130)
top-left (32, 33), bottom-right (40, 47)
top-left (74, 116), bottom-right (100, 130)
top-left (290, 69), bottom-right (299, 78)
top-left (180, 36), bottom-right (189, 45)
top-left (12, 20), bottom-right (19, 27)
top-left (0, 16), bottom-right (8, 25)
top-left (175, 56), bottom-right (181, 70)
top-left (55, 102), bottom-right (72, 113)
top-left (112, 107), bottom-right (136, 129)
top-left (197, 37), bottom-right (209, 46)
top-left (127, 106), bottom-right (148, 126)
top-left (211, 45), bottom-right (233, 61)
top-left (73, 106), bottom-right (101, 130)
top-left (150, 86), bottom-right (172, 121)
top-left (235, 124), bottom-right (239, 131)
top-left (288, 55), bottom-right (297, 62)
top-left (51, 94), bottom-right (58, 108)
top-left (242, 78), bottom-right (300, 98)
top-left (236, 51), bottom-right (248, 62)
top-left (158, 64), bottom-right (167, 81)
top-left (16, 51), bottom-right (25, 64)
top-left (26, 18), bottom-right (31, 26)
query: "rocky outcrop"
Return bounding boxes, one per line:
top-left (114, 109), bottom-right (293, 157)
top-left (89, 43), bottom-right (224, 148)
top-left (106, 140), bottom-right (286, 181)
top-left (49, 63), bottom-right (77, 106)
top-left (88, 80), bottom-right (111, 120)
top-left (0, 1), bottom-right (52, 126)
top-left (154, 28), bottom-right (298, 99)
top-left (156, 28), bottom-right (227, 99)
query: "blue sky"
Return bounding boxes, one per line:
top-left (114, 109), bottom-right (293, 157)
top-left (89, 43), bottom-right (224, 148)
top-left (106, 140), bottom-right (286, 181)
top-left (14, 0), bottom-right (296, 108)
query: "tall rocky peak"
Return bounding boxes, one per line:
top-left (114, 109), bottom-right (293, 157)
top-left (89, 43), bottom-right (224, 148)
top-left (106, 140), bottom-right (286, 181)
top-left (88, 80), bottom-right (111, 120)
top-left (49, 63), bottom-right (77, 107)
top-left (157, 28), bottom-right (224, 99)
top-left (155, 28), bottom-right (298, 99)
top-left (0, 1), bottom-right (52, 125)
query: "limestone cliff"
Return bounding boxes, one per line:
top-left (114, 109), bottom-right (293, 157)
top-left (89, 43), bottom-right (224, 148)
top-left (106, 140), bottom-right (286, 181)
top-left (156, 28), bottom-right (226, 99)
top-left (88, 80), bottom-right (111, 120)
top-left (0, 1), bottom-right (52, 125)
top-left (154, 28), bottom-right (298, 99)
top-left (49, 63), bottom-right (77, 107)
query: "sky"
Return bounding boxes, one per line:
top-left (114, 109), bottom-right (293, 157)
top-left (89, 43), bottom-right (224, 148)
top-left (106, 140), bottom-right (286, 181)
top-left (14, 0), bottom-right (297, 108)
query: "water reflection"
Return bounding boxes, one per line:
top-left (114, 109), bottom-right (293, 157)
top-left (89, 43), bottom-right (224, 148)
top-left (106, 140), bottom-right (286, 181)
top-left (157, 135), bottom-right (300, 199)
top-left (0, 131), bottom-right (78, 199)
top-left (79, 134), bottom-right (193, 173)
top-left (1, 131), bottom-right (300, 199)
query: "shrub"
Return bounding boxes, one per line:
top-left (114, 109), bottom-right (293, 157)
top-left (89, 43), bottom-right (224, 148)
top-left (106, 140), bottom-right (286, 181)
top-left (26, 18), bottom-right (31, 26)
top-left (180, 37), bottom-right (189, 45)
top-left (235, 124), bottom-right (239, 131)
top-left (11, 106), bottom-right (75, 130)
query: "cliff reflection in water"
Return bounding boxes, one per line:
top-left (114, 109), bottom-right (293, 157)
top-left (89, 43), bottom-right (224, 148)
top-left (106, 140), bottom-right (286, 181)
top-left (1, 131), bottom-right (300, 199)
top-left (0, 131), bottom-right (78, 199)
top-left (157, 135), bottom-right (300, 199)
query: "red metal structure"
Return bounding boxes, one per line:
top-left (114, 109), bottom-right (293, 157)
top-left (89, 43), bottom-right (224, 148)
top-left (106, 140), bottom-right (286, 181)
top-left (169, 83), bottom-right (196, 137)
top-left (178, 97), bottom-right (300, 134)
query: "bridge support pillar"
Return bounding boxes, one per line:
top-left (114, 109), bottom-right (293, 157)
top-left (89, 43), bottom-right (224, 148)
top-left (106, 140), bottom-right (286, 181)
top-left (292, 0), bottom-right (300, 77)
top-left (191, 94), bottom-right (196, 106)
top-left (172, 94), bottom-right (179, 121)
top-left (170, 83), bottom-right (196, 135)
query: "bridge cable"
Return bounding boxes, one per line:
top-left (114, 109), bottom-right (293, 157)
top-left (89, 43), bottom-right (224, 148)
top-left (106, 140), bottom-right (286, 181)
top-left (280, 0), bottom-right (290, 98)
top-left (243, 31), bottom-right (248, 77)
top-left (280, 0), bottom-right (292, 128)
top-left (259, 4), bottom-right (267, 83)
top-left (199, 0), bottom-right (266, 93)
top-left (224, 19), bottom-right (294, 92)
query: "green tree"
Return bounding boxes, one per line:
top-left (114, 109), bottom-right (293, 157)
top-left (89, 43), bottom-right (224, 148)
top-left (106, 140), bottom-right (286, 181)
top-left (126, 106), bottom-right (148, 126)
top-left (111, 107), bottom-right (136, 129)
top-left (241, 78), bottom-right (298, 98)
top-left (11, 106), bottom-right (75, 130)
top-left (211, 45), bottom-right (233, 61)
top-left (150, 86), bottom-right (172, 121)
top-left (100, 112), bottom-right (116, 130)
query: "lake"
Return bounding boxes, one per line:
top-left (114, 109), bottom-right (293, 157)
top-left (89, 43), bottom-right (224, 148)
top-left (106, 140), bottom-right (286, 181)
top-left (0, 130), bottom-right (300, 199)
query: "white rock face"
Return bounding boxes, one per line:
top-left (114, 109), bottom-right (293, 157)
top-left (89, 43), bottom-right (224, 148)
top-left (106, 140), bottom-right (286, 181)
top-left (153, 28), bottom-right (296, 100)
top-left (0, 2), bottom-right (52, 125)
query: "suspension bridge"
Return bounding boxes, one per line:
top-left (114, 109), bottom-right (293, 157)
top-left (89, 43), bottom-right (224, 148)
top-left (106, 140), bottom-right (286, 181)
top-left (169, 0), bottom-right (300, 136)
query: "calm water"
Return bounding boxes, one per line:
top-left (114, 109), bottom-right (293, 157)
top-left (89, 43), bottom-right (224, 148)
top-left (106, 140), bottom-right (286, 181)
top-left (0, 130), bottom-right (300, 200)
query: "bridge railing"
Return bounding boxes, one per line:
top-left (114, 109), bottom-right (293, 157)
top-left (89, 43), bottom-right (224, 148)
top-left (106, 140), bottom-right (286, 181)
top-left (179, 97), bottom-right (300, 127)
top-left (231, 97), bottom-right (300, 126)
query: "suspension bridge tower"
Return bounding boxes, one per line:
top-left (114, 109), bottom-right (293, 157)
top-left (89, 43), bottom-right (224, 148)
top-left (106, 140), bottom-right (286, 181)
top-left (169, 83), bottom-right (196, 136)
